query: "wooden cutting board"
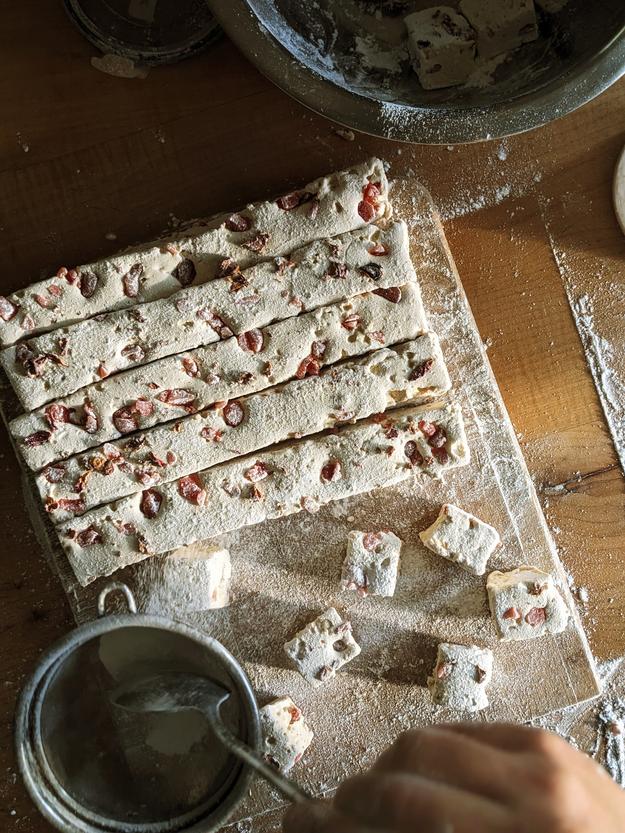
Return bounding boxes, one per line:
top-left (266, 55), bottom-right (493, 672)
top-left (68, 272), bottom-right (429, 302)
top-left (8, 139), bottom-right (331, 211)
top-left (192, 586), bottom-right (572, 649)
top-left (0, 176), bottom-right (601, 832)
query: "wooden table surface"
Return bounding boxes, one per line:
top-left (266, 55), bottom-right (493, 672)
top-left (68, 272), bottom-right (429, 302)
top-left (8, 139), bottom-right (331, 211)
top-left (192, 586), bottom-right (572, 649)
top-left (1, 2), bottom-right (624, 829)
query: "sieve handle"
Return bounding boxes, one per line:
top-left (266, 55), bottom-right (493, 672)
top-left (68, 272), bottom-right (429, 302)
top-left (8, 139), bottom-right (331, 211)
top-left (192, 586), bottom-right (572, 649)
top-left (97, 582), bottom-right (138, 617)
top-left (211, 717), bottom-right (311, 804)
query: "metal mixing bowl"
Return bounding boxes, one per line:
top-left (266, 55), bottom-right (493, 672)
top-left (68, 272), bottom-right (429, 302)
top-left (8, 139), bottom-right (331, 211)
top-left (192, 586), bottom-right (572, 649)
top-left (208, 0), bottom-right (625, 143)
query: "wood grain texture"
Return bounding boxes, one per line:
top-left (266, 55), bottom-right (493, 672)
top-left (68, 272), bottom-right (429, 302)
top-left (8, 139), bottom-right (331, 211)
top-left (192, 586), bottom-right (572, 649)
top-left (1, 2), bottom-right (624, 830)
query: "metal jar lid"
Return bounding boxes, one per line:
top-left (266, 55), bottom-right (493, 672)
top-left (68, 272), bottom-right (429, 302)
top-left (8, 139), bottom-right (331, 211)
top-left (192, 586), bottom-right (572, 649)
top-left (15, 583), bottom-right (261, 833)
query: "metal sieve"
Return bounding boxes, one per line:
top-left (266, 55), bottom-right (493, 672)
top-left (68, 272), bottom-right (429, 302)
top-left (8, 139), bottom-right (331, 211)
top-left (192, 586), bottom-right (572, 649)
top-left (15, 582), bottom-right (261, 833)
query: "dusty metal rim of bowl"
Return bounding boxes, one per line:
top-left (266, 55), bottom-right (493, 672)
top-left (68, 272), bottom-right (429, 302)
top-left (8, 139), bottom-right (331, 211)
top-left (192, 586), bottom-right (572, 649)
top-left (15, 594), bottom-right (261, 833)
top-left (208, 1), bottom-right (625, 144)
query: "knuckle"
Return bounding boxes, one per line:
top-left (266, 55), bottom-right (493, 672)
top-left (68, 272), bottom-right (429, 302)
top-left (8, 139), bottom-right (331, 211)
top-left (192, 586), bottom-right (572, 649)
top-left (525, 728), bottom-right (568, 759)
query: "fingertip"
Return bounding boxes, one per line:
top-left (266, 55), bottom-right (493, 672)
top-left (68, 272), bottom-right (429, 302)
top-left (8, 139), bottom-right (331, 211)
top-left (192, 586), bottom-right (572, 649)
top-left (282, 800), bottom-right (332, 833)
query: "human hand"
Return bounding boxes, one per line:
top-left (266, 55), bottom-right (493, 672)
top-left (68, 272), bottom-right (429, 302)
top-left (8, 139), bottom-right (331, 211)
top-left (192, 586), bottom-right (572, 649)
top-left (282, 722), bottom-right (625, 833)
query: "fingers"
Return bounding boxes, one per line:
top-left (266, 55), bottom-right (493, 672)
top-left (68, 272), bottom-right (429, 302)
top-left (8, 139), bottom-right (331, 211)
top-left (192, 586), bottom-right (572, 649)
top-left (372, 726), bottom-right (516, 803)
top-left (282, 800), bottom-right (388, 833)
top-left (436, 721), bottom-right (555, 752)
top-left (334, 772), bottom-right (513, 833)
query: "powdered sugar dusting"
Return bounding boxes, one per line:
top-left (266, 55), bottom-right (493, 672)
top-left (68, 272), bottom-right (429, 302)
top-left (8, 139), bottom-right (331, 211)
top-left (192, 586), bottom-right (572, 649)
top-left (545, 227), bottom-right (625, 472)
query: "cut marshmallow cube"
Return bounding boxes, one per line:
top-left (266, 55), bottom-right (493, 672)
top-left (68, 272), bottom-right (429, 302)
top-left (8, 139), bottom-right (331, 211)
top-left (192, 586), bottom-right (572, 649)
top-left (419, 504), bottom-right (500, 575)
top-left (341, 530), bottom-right (402, 597)
top-left (428, 643), bottom-right (493, 712)
top-left (284, 608), bottom-right (361, 686)
top-left (405, 6), bottom-right (477, 90)
top-left (459, 0), bottom-right (538, 60)
top-left (135, 543), bottom-right (231, 614)
top-left (487, 566), bottom-right (570, 641)
top-left (260, 697), bottom-right (313, 772)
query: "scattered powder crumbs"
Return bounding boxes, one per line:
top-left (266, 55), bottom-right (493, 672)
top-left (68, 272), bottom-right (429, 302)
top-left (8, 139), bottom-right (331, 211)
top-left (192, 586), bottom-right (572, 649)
top-left (353, 34), bottom-right (407, 74)
top-left (544, 225), bottom-right (625, 472)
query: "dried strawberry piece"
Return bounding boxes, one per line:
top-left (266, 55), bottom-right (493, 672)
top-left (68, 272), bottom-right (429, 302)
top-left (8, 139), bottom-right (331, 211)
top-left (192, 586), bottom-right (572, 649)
top-left (121, 343), bottom-right (146, 363)
top-left (223, 400), bottom-right (245, 427)
top-left (358, 200), bottom-right (376, 222)
top-left (275, 256), bottom-right (294, 275)
top-left (15, 342), bottom-right (35, 365)
top-left (367, 243), bottom-right (389, 257)
top-left (200, 425), bottom-right (222, 442)
top-left (182, 357), bottom-right (200, 377)
top-left (175, 297), bottom-right (194, 315)
top-left (328, 261), bottom-right (348, 279)
top-left (148, 452), bottom-right (167, 467)
top-left (79, 271), bottom-right (98, 298)
top-left (73, 471), bottom-right (92, 493)
top-left (243, 232), bottom-right (269, 253)
top-left (20, 314), bottom-right (35, 331)
top-left (317, 665), bottom-right (333, 682)
top-left (216, 258), bottom-right (240, 279)
top-left (525, 607), bottom-right (547, 627)
top-left (135, 467), bottom-right (158, 486)
top-left (320, 459), bottom-right (342, 483)
top-left (276, 191), bottom-right (314, 211)
top-left (404, 440), bottom-right (424, 467)
top-left (172, 259), bottom-right (196, 287)
top-left (66, 268), bottom-right (79, 285)
top-left (300, 495), bottom-right (319, 514)
top-left (374, 287), bottom-right (401, 303)
top-left (166, 451), bottom-right (176, 464)
top-left (0, 296), bottom-right (18, 321)
top-left (503, 607), bottom-right (522, 621)
top-left (287, 705), bottom-right (302, 724)
top-left (237, 329), bottom-right (264, 353)
top-left (96, 364), bottom-right (108, 379)
top-left (45, 403), bottom-right (72, 430)
top-left (198, 309), bottom-right (233, 339)
top-left (296, 357), bottom-right (320, 379)
top-left (228, 272), bottom-right (248, 293)
top-left (368, 330), bottom-right (385, 344)
top-left (75, 525), bottom-right (103, 548)
top-left (48, 284), bottom-right (63, 297)
top-left (358, 262), bottom-right (383, 280)
top-left (418, 420), bottom-right (436, 438)
top-left (436, 662), bottom-right (454, 680)
top-left (112, 406), bottom-right (138, 434)
top-left (83, 400), bottom-right (99, 434)
top-left (225, 213), bottom-right (252, 232)
top-left (248, 484), bottom-right (263, 501)
top-left (430, 428), bottom-right (447, 448)
top-left (363, 532), bottom-right (382, 551)
top-left (244, 461), bottom-right (269, 482)
top-left (310, 341), bottom-right (326, 359)
top-left (33, 293), bottom-right (54, 309)
top-left (140, 488), bottom-right (163, 518)
top-left (55, 497), bottom-right (86, 515)
top-left (409, 358), bottom-right (433, 380)
top-left (156, 389), bottom-right (195, 407)
top-left (363, 182), bottom-right (381, 204)
top-left (178, 474), bottom-right (206, 506)
top-left (137, 533), bottom-right (153, 554)
top-left (103, 443), bottom-right (122, 460)
top-left (341, 313), bottom-right (361, 331)
top-left (122, 263), bottom-right (143, 297)
top-left (308, 198), bottom-right (320, 219)
top-left (42, 463), bottom-right (65, 483)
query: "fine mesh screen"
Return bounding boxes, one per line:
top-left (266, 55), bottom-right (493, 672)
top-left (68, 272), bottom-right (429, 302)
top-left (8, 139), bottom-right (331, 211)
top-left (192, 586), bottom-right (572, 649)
top-left (38, 627), bottom-right (244, 827)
